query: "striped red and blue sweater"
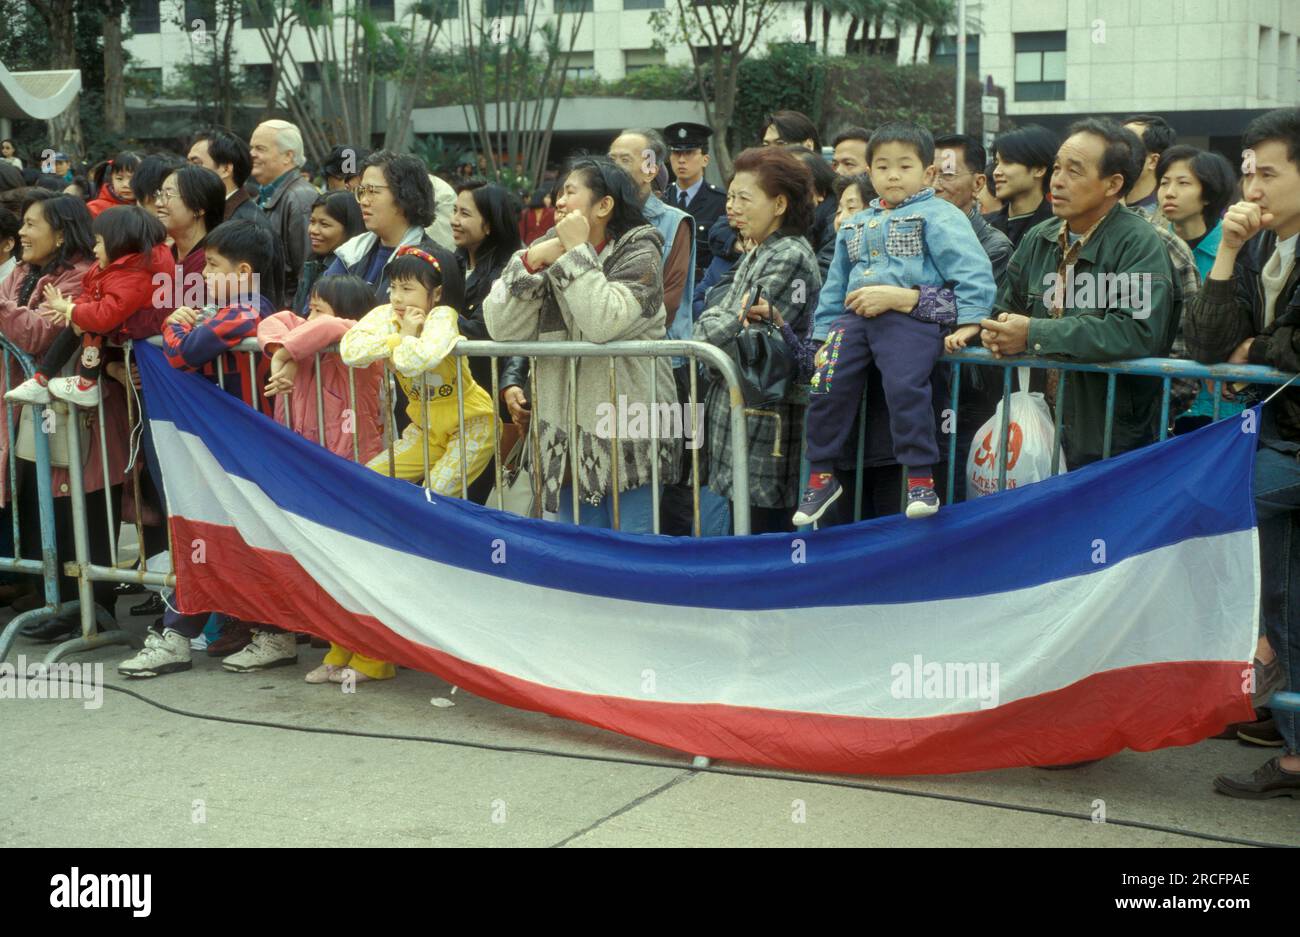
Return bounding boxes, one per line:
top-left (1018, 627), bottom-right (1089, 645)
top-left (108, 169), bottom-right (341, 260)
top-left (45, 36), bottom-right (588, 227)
top-left (162, 292), bottom-right (277, 414)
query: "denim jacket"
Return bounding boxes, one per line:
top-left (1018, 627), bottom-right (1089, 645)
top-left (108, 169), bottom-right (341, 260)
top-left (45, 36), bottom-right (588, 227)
top-left (811, 187), bottom-right (996, 339)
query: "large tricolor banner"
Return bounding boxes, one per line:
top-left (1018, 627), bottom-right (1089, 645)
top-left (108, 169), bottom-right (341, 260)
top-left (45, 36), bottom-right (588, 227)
top-left (137, 343), bottom-right (1258, 775)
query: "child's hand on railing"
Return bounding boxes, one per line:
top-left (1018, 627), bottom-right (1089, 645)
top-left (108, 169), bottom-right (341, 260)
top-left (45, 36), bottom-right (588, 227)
top-left (945, 324), bottom-right (981, 354)
top-left (264, 348), bottom-right (297, 397)
top-left (166, 306), bottom-right (199, 328)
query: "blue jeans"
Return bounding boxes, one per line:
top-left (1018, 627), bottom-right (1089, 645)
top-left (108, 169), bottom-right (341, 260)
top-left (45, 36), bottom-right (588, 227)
top-left (557, 485), bottom-right (658, 534)
top-left (1255, 442), bottom-right (1300, 755)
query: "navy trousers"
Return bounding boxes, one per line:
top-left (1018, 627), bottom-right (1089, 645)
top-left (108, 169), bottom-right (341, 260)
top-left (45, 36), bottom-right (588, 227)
top-left (806, 312), bottom-right (943, 472)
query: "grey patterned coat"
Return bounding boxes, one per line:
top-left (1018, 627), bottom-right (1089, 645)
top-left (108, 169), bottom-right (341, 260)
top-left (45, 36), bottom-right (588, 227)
top-left (695, 232), bottom-right (822, 508)
top-left (483, 224), bottom-right (681, 514)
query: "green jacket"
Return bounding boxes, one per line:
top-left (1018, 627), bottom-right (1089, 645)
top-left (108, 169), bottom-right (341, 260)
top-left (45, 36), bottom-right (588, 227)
top-left (996, 202), bottom-right (1181, 465)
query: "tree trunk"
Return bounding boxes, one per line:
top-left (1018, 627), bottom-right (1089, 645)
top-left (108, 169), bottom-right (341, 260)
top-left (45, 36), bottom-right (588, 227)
top-left (846, 17), bottom-right (858, 49)
top-left (803, 2), bottom-right (812, 41)
top-left (221, 0), bottom-right (237, 129)
top-left (871, 15), bottom-right (883, 55)
top-left (103, 5), bottom-right (126, 136)
top-left (913, 24), bottom-right (924, 64)
top-left (39, 1), bottom-right (84, 158)
top-left (821, 7), bottom-right (832, 54)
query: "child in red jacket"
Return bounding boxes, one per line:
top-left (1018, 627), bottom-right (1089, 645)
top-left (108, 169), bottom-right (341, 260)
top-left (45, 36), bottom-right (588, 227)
top-left (7, 205), bottom-right (170, 408)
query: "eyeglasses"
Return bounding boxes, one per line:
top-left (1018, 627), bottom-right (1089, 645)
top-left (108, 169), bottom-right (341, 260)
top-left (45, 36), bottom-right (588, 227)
top-left (354, 184), bottom-right (390, 201)
top-left (156, 188), bottom-right (180, 204)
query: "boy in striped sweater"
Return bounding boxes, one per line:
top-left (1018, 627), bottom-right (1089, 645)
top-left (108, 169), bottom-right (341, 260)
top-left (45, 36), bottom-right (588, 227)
top-left (120, 220), bottom-right (294, 679)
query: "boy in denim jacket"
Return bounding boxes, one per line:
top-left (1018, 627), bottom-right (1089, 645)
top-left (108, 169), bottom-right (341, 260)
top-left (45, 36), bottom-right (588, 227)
top-left (795, 123), bottom-right (996, 522)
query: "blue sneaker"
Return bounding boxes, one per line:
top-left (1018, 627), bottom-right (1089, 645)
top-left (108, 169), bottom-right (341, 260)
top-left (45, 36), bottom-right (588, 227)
top-left (793, 476), bottom-right (842, 526)
top-left (905, 484), bottom-right (940, 519)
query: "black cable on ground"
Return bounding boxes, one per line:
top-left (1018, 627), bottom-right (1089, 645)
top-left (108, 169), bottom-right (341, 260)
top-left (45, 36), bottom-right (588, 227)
top-left (46, 678), bottom-right (1292, 849)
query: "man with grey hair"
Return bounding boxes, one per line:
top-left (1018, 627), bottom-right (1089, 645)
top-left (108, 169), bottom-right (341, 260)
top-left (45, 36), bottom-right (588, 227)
top-left (249, 119), bottom-right (319, 300)
top-left (609, 127), bottom-right (699, 534)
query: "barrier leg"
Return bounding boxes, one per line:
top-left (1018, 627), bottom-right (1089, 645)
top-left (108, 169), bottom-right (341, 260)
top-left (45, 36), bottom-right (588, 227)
top-left (44, 405), bottom-right (136, 663)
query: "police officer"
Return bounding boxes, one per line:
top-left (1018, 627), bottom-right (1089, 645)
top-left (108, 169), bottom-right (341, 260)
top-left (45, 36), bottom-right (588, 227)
top-left (664, 121), bottom-right (725, 282)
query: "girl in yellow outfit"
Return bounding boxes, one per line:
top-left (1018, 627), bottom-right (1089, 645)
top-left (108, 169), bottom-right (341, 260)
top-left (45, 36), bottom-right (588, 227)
top-left (309, 247), bottom-right (495, 685)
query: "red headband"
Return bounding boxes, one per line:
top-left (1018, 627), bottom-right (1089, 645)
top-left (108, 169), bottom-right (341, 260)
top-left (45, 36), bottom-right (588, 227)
top-left (394, 246), bottom-right (441, 272)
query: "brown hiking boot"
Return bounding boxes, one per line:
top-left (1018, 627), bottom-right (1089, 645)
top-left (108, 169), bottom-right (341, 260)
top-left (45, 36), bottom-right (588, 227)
top-left (205, 619), bottom-right (253, 657)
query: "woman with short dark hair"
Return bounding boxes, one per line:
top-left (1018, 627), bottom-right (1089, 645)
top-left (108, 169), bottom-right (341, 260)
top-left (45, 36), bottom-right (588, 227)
top-left (484, 155), bottom-right (680, 532)
top-left (696, 146), bottom-right (822, 534)
top-left (322, 149), bottom-right (460, 305)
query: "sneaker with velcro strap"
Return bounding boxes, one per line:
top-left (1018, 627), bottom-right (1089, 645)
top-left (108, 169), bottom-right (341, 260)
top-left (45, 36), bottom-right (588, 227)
top-left (118, 628), bottom-right (193, 678)
top-left (792, 477), bottom-right (842, 526)
top-left (221, 629), bottom-right (298, 673)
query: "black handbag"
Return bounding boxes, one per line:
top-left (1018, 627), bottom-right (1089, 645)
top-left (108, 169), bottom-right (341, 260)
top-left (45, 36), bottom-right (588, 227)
top-left (735, 319), bottom-right (795, 408)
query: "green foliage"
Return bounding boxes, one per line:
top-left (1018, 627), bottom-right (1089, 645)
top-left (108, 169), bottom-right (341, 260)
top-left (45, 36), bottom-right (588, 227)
top-left (820, 55), bottom-right (990, 139)
top-left (411, 133), bottom-right (470, 175)
top-left (603, 64), bottom-right (701, 101)
top-left (730, 42), bottom-right (826, 154)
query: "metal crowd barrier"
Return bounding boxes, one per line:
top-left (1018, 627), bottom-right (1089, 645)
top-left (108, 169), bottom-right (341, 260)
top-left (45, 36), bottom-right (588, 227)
top-left (46, 335), bottom-right (752, 648)
top-left (47, 328), bottom-right (1295, 654)
top-left (826, 348), bottom-right (1299, 524)
top-left (0, 336), bottom-right (135, 664)
top-left (0, 339), bottom-right (62, 661)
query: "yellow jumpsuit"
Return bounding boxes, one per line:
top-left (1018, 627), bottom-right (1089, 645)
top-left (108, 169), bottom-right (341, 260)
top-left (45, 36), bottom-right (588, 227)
top-left (332, 303), bottom-right (496, 679)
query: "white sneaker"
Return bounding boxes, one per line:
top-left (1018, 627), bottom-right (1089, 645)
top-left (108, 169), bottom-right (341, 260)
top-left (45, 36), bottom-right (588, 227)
top-left (5, 377), bottom-right (51, 405)
top-left (47, 376), bottom-right (101, 407)
top-left (118, 628), bottom-right (193, 678)
top-left (221, 629), bottom-right (298, 673)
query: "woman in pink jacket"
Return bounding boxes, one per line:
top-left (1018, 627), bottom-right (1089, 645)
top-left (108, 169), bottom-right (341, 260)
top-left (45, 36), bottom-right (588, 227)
top-left (0, 193), bottom-right (131, 640)
top-left (258, 274), bottom-right (384, 464)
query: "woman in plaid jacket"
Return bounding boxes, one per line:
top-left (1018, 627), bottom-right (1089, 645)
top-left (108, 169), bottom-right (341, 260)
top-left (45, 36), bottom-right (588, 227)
top-left (695, 147), bottom-right (822, 533)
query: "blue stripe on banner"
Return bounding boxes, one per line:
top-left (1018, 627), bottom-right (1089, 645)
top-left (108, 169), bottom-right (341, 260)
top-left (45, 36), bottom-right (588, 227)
top-left (136, 342), bottom-right (1259, 611)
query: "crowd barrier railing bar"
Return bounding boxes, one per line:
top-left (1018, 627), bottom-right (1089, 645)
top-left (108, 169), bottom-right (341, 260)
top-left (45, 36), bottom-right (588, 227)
top-left (51, 337), bottom-right (753, 650)
top-left (0, 335), bottom-right (137, 664)
top-left (0, 338), bottom-right (62, 662)
top-left (832, 349), bottom-right (1299, 524)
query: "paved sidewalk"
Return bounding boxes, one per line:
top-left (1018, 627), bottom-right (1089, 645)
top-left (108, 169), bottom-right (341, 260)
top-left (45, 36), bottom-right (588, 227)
top-left (2, 604), bottom-right (1296, 847)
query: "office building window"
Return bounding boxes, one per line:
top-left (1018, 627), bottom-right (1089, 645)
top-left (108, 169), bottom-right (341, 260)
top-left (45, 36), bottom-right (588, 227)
top-left (931, 34), bottom-right (978, 75)
top-left (561, 51), bottom-right (596, 80)
top-left (129, 0), bottom-right (161, 33)
top-left (625, 49), bottom-right (665, 73)
top-left (1014, 31), bottom-right (1066, 101)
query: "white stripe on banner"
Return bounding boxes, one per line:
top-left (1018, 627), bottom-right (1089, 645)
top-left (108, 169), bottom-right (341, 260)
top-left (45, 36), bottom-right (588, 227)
top-left (156, 423), bottom-right (1259, 719)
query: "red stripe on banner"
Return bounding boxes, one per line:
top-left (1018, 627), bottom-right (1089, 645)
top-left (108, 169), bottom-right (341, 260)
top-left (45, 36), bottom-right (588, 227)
top-left (171, 517), bottom-right (1254, 775)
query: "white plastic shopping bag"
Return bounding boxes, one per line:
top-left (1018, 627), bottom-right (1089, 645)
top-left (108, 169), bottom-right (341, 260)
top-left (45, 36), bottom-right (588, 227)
top-left (966, 389), bottom-right (1067, 498)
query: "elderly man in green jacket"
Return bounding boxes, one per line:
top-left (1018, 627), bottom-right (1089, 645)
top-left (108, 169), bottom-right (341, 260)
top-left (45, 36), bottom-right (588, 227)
top-left (949, 118), bottom-right (1182, 467)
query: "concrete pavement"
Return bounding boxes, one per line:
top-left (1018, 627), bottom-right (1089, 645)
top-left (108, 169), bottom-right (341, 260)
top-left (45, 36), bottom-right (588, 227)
top-left (2, 602), bottom-right (1297, 848)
